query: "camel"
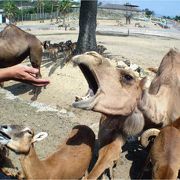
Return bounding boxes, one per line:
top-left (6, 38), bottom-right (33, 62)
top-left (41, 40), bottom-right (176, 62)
top-left (72, 49), bottom-right (180, 179)
top-left (0, 24), bottom-right (44, 100)
top-left (140, 117), bottom-right (180, 179)
top-left (0, 125), bottom-right (95, 179)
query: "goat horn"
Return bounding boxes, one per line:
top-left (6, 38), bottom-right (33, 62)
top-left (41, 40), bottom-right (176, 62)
top-left (140, 128), bottom-right (160, 147)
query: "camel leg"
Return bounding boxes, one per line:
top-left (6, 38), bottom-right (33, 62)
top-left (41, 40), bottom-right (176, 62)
top-left (87, 136), bottom-right (124, 179)
top-left (29, 66), bottom-right (42, 101)
top-left (29, 47), bottom-right (43, 101)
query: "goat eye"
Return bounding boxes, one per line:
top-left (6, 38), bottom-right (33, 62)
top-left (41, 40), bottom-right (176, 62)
top-left (123, 74), bottom-right (134, 81)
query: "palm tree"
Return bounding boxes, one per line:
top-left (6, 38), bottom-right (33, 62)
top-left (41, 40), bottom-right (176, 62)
top-left (58, 0), bottom-right (73, 26)
top-left (3, 0), bottom-right (19, 23)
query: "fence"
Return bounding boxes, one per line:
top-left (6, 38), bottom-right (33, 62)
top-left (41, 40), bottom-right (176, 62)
top-left (15, 8), bottom-right (142, 22)
top-left (17, 12), bottom-right (59, 21)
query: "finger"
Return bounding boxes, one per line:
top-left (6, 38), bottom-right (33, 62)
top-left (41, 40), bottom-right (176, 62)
top-left (31, 82), bottom-right (50, 87)
top-left (21, 79), bottom-right (49, 87)
top-left (26, 75), bottom-right (50, 84)
top-left (29, 72), bottom-right (38, 78)
top-left (31, 78), bottom-right (50, 84)
top-left (24, 66), bottom-right (39, 74)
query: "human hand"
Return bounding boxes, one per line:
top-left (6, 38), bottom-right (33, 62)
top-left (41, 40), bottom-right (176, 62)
top-left (2, 65), bottom-right (50, 87)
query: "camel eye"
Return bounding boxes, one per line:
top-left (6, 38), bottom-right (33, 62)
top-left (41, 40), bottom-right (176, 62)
top-left (123, 74), bottom-right (134, 82)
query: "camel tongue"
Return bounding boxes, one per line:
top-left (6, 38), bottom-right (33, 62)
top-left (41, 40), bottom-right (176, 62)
top-left (75, 89), bottom-right (94, 102)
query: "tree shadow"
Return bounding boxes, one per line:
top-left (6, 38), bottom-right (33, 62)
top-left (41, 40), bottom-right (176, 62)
top-left (41, 55), bottom-right (67, 76)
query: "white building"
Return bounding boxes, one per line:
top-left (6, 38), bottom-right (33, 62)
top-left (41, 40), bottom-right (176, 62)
top-left (0, 9), bottom-right (4, 24)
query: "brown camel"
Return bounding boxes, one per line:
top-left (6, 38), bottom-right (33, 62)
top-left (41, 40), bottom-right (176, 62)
top-left (0, 125), bottom-right (95, 179)
top-left (0, 24), bottom-right (44, 100)
top-left (72, 49), bottom-right (180, 179)
top-left (140, 117), bottom-right (180, 179)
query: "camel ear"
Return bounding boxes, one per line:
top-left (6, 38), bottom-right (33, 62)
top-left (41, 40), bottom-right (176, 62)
top-left (32, 132), bottom-right (48, 143)
top-left (140, 77), bottom-right (148, 90)
top-left (86, 51), bottom-right (102, 59)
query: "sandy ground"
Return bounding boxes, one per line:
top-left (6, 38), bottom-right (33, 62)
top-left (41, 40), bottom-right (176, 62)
top-left (1, 19), bottom-right (180, 179)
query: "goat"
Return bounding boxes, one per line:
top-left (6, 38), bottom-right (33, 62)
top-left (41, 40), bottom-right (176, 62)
top-left (97, 45), bottom-right (107, 55)
top-left (59, 41), bottom-right (77, 67)
top-left (0, 125), bottom-right (95, 179)
top-left (140, 117), bottom-right (180, 179)
top-left (43, 41), bottom-right (59, 61)
top-left (43, 40), bottom-right (76, 63)
top-left (64, 41), bottom-right (77, 60)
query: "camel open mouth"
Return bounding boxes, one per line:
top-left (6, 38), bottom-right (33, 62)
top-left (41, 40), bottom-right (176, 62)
top-left (72, 63), bottom-right (100, 109)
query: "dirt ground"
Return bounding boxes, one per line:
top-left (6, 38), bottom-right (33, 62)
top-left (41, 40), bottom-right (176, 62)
top-left (1, 20), bottom-right (180, 179)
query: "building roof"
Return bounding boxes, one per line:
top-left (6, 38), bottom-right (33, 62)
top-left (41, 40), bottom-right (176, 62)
top-left (99, 3), bottom-right (141, 12)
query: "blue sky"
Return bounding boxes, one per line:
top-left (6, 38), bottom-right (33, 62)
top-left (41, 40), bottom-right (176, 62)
top-left (101, 0), bottom-right (180, 17)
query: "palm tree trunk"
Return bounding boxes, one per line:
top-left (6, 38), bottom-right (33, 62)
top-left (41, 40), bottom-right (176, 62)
top-left (36, 1), bottom-right (38, 20)
top-left (21, 0), bottom-right (23, 24)
top-left (50, 0), bottom-right (54, 22)
top-left (56, 6), bottom-right (59, 23)
top-left (74, 0), bottom-right (97, 54)
top-left (39, 1), bottom-right (42, 22)
top-left (63, 14), bottom-right (66, 26)
top-left (42, 1), bottom-right (44, 23)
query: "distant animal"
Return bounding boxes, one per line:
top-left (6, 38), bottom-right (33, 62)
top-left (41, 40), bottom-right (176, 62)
top-left (140, 117), bottom-right (180, 179)
top-left (97, 45), bottom-right (107, 55)
top-left (0, 24), bottom-right (44, 100)
top-left (43, 40), bottom-right (59, 61)
top-left (0, 125), bottom-right (95, 179)
top-left (64, 40), bottom-right (77, 59)
top-left (116, 20), bottom-right (123, 26)
top-left (69, 27), bottom-right (76, 31)
top-left (65, 40), bottom-right (72, 46)
top-left (135, 22), bottom-right (142, 28)
top-left (43, 40), bottom-right (77, 65)
top-left (60, 41), bottom-right (77, 66)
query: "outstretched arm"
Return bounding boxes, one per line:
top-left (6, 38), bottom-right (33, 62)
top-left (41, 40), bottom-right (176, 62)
top-left (0, 65), bottom-right (49, 87)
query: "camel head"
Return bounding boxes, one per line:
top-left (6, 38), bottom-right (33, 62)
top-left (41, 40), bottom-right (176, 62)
top-left (0, 125), bottom-right (48, 153)
top-left (72, 51), bottom-right (142, 116)
top-left (138, 49), bottom-right (180, 124)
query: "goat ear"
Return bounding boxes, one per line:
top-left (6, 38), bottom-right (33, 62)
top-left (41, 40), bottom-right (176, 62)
top-left (32, 132), bottom-right (48, 143)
